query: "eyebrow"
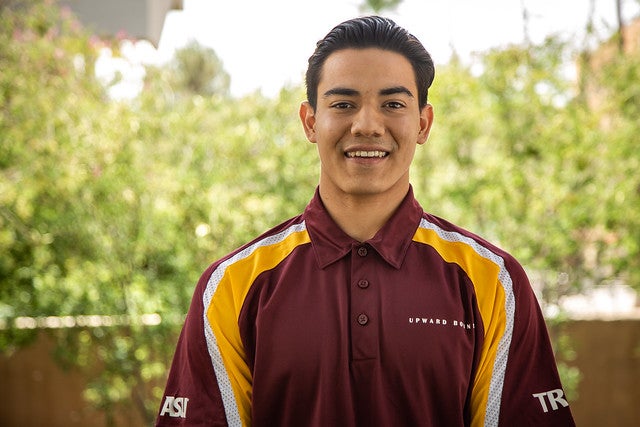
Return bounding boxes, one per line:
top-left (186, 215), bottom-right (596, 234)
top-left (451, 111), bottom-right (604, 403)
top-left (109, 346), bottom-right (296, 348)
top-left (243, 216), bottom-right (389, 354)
top-left (323, 86), bottom-right (414, 98)
top-left (322, 87), bottom-right (358, 98)
top-left (380, 86), bottom-right (414, 98)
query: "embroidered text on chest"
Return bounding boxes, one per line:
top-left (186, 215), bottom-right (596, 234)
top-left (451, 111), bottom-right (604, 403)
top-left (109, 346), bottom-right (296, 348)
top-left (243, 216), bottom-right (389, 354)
top-left (409, 316), bottom-right (476, 330)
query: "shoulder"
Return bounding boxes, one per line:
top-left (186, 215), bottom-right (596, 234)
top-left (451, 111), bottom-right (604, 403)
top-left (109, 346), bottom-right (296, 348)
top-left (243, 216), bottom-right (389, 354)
top-left (198, 214), bottom-right (309, 287)
top-left (414, 212), bottom-right (528, 284)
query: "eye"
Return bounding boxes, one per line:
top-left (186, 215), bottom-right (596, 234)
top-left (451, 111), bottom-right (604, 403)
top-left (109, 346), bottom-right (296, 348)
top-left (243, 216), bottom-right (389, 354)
top-left (330, 101), bottom-right (354, 110)
top-left (384, 101), bottom-right (405, 110)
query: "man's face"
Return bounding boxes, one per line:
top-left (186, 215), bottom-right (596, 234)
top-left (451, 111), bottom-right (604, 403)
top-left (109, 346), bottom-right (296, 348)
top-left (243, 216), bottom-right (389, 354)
top-left (300, 48), bottom-right (433, 201)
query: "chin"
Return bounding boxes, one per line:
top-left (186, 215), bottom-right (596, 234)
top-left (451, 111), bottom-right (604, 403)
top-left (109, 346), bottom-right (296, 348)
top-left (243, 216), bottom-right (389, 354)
top-left (341, 184), bottom-right (393, 197)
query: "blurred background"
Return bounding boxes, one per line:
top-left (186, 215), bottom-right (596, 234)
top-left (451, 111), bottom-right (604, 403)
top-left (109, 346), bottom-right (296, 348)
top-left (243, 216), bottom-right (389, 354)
top-left (1, 0), bottom-right (639, 425)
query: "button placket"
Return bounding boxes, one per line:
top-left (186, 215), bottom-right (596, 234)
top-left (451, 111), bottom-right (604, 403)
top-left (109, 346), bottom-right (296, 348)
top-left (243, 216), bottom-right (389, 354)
top-left (350, 243), bottom-right (377, 360)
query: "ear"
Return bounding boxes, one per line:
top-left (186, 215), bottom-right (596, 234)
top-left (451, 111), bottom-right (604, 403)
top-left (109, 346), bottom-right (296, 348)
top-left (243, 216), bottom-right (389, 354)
top-left (417, 103), bottom-right (434, 145)
top-left (299, 101), bottom-right (317, 143)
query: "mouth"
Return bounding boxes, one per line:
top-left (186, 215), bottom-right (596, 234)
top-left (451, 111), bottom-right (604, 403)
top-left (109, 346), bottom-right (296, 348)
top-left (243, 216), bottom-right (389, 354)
top-left (345, 150), bottom-right (389, 159)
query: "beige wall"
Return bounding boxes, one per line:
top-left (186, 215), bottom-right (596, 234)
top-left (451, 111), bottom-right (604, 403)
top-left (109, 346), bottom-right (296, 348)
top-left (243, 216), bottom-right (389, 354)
top-left (0, 333), bottom-right (144, 427)
top-left (560, 319), bottom-right (640, 427)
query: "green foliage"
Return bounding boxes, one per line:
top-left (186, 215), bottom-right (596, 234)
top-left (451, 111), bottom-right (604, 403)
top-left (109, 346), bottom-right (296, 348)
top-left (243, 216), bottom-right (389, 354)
top-left (417, 37), bottom-right (640, 296)
top-left (589, 52), bottom-right (640, 288)
top-left (167, 41), bottom-right (230, 97)
top-left (360, 0), bottom-right (402, 13)
top-left (0, 1), bottom-right (315, 423)
top-left (0, 0), bottom-right (104, 344)
top-left (2, 0), bottom-right (639, 423)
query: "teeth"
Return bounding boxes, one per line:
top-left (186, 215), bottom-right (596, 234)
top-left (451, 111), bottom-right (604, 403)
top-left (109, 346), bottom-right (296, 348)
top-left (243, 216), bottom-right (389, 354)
top-left (346, 150), bottom-right (387, 158)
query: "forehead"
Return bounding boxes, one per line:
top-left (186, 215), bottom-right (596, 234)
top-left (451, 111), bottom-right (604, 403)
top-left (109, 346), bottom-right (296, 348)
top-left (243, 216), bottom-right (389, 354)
top-left (319, 48), bottom-right (417, 95)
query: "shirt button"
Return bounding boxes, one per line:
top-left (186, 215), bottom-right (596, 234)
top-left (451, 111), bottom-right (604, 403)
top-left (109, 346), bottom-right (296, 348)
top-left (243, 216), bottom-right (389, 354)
top-left (357, 313), bottom-right (369, 325)
top-left (357, 246), bottom-right (368, 257)
top-left (357, 279), bottom-right (369, 289)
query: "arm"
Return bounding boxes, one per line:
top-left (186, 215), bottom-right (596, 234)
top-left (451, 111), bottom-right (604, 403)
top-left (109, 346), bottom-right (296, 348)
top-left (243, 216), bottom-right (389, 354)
top-left (470, 257), bottom-right (575, 427)
top-left (496, 260), bottom-right (575, 426)
top-left (155, 264), bottom-right (235, 427)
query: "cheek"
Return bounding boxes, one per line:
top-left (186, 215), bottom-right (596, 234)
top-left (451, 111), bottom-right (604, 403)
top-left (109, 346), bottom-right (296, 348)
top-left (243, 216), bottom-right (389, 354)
top-left (392, 121), bottom-right (424, 147)
top-left (315, 120), bottom-right (344, 146)
top-left (391, 130), bottom-right (418, 149)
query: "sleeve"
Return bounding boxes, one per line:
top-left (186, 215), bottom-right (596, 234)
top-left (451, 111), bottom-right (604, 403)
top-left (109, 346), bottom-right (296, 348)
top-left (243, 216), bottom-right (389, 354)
top-left (155, 264), bottom-right (229, 427)
top-left (470, 255), bottom-right (576, 427)
top-left (496, 260), bottom-right (576, 426)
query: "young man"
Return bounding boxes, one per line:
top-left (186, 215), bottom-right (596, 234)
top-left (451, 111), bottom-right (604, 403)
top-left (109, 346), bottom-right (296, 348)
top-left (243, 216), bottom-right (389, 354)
top-left (156, 16), bottom-right (576, 427)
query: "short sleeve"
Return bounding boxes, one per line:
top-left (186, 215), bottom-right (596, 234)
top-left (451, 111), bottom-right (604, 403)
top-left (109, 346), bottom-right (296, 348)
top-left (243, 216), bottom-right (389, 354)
top-left (155, 265), bottom-right (229, 427)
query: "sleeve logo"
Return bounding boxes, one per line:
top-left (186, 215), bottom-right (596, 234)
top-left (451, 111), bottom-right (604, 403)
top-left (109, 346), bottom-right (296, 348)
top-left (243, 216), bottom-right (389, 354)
top-left (159, 396), bottom-right (189, 418)
top-left (532, 389), bottom-right (569, 413)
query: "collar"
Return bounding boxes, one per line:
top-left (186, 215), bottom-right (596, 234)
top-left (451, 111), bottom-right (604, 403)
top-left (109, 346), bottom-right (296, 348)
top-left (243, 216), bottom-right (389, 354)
top-left (303, 186), bottom-right (424, 270)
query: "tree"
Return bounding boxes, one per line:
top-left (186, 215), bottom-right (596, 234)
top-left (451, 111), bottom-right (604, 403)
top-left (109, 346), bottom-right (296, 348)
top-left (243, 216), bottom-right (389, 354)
top-left (417, 33), bottom-right (639, 296)
top-left (169, 41), bottom-right (230, 96)
top-left (360, 0), bottom-right (402, 13)
top-left (1, 3), bottom-right (315, 424)
top-left (1, 0), bottom-right (105, 346)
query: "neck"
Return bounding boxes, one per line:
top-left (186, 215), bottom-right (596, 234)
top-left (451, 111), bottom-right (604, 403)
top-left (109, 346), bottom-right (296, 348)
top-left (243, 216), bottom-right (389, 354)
top-left (319, 185), bottom-right (409, 242)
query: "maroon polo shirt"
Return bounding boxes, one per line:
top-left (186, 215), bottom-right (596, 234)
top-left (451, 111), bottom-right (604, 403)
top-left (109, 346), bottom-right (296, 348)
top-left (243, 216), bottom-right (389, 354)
top-left (156, 187), bottom-right (575, 427)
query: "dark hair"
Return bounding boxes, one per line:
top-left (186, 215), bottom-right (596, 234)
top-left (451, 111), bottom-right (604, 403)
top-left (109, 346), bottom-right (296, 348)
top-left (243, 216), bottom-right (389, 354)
top-left (305, 16), bottom-right (435, 110)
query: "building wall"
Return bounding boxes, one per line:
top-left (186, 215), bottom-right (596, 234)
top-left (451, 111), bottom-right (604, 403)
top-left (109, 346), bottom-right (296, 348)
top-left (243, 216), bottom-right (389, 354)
top-left (60, 0), bottom-right (180, 45)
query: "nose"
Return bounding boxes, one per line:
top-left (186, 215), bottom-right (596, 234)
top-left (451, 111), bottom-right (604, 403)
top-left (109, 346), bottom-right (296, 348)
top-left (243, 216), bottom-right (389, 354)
top-left (351, 105), bottom-right (384, 137)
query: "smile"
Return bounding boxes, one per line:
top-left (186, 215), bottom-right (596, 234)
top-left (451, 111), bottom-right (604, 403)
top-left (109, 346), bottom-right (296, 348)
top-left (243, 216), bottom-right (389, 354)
top-left (346, 150), bottom-right (389, 158)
